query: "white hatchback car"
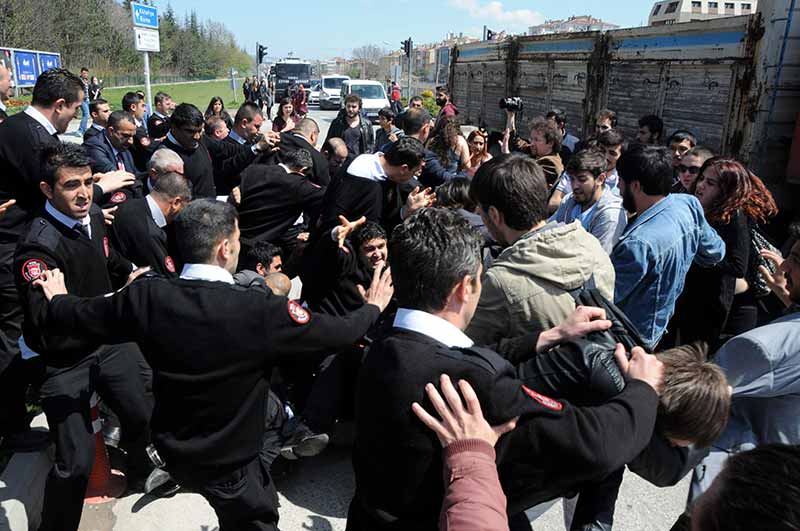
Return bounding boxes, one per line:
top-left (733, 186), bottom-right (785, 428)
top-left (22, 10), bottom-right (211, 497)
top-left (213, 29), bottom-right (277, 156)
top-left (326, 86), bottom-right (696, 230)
top-left (340, 80), bottom-right (390, 124)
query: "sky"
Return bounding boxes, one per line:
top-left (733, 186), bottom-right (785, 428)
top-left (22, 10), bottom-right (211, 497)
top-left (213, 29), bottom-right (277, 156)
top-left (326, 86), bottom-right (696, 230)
top-left (155, 0), bottom-right (657, 60)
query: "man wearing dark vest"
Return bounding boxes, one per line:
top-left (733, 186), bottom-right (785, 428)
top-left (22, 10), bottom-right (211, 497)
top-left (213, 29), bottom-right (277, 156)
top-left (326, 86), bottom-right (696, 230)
top-left (14, 143), bottom-right (152, 531)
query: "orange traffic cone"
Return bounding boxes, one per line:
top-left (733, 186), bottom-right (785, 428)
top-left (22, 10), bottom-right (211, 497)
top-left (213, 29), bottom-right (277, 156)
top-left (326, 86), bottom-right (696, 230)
top-left (84, 393), bottom-right (127, 504)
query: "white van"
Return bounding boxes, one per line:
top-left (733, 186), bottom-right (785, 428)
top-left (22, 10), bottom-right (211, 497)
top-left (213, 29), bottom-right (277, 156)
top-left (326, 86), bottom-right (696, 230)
top-left (318, 75), bottom-right (350, 110)
top-left (340, 80), bottom-right (390, 124)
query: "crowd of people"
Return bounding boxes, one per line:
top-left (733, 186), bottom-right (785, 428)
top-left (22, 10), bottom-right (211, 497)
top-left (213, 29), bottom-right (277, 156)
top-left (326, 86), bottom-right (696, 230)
top-left (0, 64), bottom-right (798, 531)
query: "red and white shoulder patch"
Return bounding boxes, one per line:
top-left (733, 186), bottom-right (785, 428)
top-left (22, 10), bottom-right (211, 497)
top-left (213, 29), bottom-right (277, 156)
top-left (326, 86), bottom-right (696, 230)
top-left (287, 300), bottom-right (310, 325)
top-left (103, 236), bottom-right (110, 258)
top-left (164, 256), bottom-right (176, 273)
top-left (521, 385), bottom-right (563, 411)
top-left (21, 259), bottom-right (48, 283)
top-left (110, 191), bottom-right (127, 204)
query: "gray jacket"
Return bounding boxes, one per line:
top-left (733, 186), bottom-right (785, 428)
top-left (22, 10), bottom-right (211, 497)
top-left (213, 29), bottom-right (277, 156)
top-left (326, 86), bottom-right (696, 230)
top-left (549, 186), bottom-right (627, 254)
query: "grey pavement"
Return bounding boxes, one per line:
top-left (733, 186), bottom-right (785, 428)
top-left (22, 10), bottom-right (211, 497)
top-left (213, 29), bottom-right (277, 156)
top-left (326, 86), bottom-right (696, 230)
top-left (50, 106), bottom-right (690, 530)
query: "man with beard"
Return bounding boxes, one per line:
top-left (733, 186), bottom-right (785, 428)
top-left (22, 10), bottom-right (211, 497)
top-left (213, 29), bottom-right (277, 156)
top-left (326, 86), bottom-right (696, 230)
top-left (434, 86), bottom-right (458, 130)
top-left (549, 148), bottom-right (627, 253)
top-left (325, 94), bottom-right (374, 157)
top-left (611, 144), bottom-right (724, 350)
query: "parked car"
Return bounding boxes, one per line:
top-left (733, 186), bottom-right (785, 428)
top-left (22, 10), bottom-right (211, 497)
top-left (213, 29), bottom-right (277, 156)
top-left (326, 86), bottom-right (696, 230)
top-left (340, 80), bottom-right (390, 124)
top-left (319, 75), bottom-right (350, 110)
top-left (308, 83), bottom-right (321, 105)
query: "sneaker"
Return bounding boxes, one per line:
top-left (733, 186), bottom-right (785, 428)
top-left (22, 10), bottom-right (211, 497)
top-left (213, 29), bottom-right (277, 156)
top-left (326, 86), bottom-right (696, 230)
top-left (279, 422), bottom-right (329, 460)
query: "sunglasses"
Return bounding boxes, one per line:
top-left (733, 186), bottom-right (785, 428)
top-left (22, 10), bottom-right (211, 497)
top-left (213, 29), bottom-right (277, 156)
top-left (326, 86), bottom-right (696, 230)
top-left (677, 165), bottom-right (702, 174)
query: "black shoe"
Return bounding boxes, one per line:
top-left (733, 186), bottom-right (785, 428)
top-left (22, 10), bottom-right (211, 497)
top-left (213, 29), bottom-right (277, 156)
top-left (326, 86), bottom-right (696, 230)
top-left (0, 430), bottom-right (51, 452)
top-left (144, 468), bottom-right (180, 497)
top-left (280, 422), bottom-right (329, 460)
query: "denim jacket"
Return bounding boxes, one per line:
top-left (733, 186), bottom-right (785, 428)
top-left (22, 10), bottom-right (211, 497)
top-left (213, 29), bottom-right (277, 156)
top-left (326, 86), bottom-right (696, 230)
top-left (611, 194), bottom-right (725, 349)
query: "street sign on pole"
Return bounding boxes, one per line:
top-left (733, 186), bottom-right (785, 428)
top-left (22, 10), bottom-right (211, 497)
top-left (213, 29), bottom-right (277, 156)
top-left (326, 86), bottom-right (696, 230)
top-left (131, 3), bottom-right (159, 29)
top-left (131, 3), bottom-right (159, 119)
top-left (134, 28), bottom-right (160, 53)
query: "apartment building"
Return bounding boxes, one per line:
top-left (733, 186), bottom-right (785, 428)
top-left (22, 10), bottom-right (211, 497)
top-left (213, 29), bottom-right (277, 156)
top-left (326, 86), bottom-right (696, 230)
top-left (649, 0), bottom-right (757, 25)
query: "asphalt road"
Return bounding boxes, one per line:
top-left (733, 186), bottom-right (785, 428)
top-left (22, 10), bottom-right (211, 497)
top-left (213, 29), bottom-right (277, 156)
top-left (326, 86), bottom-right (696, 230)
top-left (69, 105), bottom-right (691, 530)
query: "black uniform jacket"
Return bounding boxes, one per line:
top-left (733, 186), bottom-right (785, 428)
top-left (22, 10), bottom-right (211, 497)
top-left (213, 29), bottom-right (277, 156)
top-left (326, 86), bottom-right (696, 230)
top-left (0, 112), bottom-right (61, 286)
top-left (267, 132), bottom-right (330, 187)
top-left (349, 328), bottom-right (658, 529)
top-left (14, 205), bottom-right (133, 366)
top-left (301, 234), bottom-right (371, 317)
top-left (45, 276), bottom-right (380, 477)
top-left (147, 113), bottom-right (170, 140)
top-left (207, 135), bottom-right (259, 197)
top-left (235, 164), bottom-right (325, 249)
top-left (108, 197), bottom-right (177, 278)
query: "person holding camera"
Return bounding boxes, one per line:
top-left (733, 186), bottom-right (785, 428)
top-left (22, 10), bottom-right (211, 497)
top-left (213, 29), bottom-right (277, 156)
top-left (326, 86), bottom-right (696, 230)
top-left (499, 112), bottom-right (564, 187)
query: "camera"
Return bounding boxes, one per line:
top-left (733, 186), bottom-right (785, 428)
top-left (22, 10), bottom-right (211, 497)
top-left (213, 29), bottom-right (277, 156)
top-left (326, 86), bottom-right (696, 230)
top-left (499, 97), bottom-right (524, 112)
top-left (252, 133), bottom-right (265, 144)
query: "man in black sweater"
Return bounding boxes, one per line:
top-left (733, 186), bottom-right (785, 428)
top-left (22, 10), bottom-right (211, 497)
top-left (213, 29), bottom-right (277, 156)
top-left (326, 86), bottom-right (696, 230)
top-left (32, 199), bottom-right (394, 531)
top-left (235, 148), bottom-right (324, 259)
top-left (159, 103), bottom-right (278, 198)
top-left (108, 171), bottom-right (191, 278)
top-left (82, 98), bottom-right (110, 143)
top-left (146, 91), bottom-right (173, 140)
top-left (269, 117), bottom-right (330, 186)
top-left (14, 143), bottom-right (152, 531)
top-left (346, 207), bottom-right (664, 530)
top-left (314, 135), bottom-right (430, 236)
top-left (0, 68), bottom-right (84, 451)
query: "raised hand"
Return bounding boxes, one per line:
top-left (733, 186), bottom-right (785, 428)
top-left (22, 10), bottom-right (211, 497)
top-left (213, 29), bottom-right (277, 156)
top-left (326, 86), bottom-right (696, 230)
top-left (405, 186), bottom-right (436, 216)
top-left (614, 344), bottom-right (664, 395)
top-left (334, 215), bottom-right (367, 254)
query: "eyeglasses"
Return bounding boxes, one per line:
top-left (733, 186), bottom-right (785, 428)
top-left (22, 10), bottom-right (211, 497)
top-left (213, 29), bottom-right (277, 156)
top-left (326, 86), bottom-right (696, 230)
top-left (677, 165), bottom-right (702, 174)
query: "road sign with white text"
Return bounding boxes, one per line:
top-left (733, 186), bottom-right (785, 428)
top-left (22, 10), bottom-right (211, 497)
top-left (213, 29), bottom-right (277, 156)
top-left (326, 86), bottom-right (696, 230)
top-left (134, 27), bottom-right (160, 53)
top-left (131, 2), bottom-right (159, 29)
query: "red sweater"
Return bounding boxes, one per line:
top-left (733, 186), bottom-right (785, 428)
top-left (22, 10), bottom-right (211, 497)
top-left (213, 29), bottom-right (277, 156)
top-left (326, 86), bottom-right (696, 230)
top-left (440, 440), bottom-right (509, 531)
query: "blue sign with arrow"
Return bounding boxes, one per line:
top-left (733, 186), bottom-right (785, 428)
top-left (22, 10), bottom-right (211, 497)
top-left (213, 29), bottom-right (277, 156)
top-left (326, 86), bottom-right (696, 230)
top-left (131, 2), bottom-right (159, 29)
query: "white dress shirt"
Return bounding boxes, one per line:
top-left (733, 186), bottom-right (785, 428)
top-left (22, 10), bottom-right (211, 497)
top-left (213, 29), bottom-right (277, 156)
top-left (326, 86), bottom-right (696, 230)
top-left (179, 263), bottom-right (234, 284)
top-left (145, 194), bottom-right (167, 228)
top-left (24, 105), bottom-right (57, 135)
top-left (393, 308), bottom-right (474, 348)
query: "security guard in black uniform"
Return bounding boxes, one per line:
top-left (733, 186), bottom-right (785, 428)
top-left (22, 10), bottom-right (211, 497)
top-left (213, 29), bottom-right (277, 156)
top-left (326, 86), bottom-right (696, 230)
top-left (14, 143), bottom-right (153, 531)
top-left (108, 171), bottom-right (191, 278)
top-left (33, 198), bottom-right (394, 531)
top-left (346, 208), bottom-right (664, 530)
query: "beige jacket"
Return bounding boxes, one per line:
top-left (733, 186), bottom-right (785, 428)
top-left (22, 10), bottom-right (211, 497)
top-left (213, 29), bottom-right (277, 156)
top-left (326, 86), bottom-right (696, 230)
top-left (466, 221), bottom-right (615, 346)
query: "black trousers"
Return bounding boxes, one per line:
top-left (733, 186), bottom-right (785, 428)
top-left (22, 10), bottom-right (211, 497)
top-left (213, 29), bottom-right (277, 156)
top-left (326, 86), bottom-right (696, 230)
top-left (0, 284), bottom-right (27, 437)
top-left (171, 457), bottom-right (280, 531)
top-left (38, 343), bottom-right (153, 531)
top-left (303, 348), bottom-right (362, 433)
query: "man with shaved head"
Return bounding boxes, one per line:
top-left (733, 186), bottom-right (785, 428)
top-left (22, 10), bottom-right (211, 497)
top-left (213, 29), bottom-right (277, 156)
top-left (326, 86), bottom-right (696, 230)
top-left (268, 117), bottom-right (330, 186)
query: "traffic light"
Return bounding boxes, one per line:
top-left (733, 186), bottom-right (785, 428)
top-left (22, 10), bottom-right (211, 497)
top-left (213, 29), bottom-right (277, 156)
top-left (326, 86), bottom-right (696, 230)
top-left (257, 44), bottom-right (268, 64)
top-left (486, 29), bottom-right (495, 41)
top-left (402, 38), bottom-right (412, 58)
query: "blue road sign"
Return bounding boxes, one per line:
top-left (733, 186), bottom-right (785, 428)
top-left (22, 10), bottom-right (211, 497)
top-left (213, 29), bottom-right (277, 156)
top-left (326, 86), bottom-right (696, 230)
top-left (14, 51), bottom-right (40, 86)
top-left (131, 2), bottom-right (159, 29)
top-left (38, 53), bottom-right (61, 72)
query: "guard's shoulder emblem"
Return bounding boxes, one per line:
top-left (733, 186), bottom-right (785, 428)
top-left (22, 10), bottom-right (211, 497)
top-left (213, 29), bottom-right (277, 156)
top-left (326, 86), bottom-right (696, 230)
top-left (21, 259), bottom-right (48, 283)
top-left (164, 256), bottom-right (176, 273)
top-left (521, 385), bottom-right (563, 411)
top-left (287, 300), bottom-right (310, 325)
top-left (110, 191), bottom-right (127, 204)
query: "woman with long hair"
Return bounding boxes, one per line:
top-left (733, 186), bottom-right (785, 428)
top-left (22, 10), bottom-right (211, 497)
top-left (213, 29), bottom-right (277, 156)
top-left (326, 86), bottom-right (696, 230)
top-left (271, 97), bottom-right (301, 133)
top-left (204, 96), bottom-right (233, 130)
top-left (293, 84), bottom-right (308, 117)
top-left (672, 157), bottom-right (778, 351)
top-left (427, 116), bottom-right (470, 174)
top-left (466, 129), bottom-right (492, 177)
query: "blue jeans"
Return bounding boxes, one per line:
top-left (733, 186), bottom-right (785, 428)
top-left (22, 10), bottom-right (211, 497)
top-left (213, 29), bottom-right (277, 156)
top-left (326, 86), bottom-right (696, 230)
top-left (78, 100), bottom-right (90, 133)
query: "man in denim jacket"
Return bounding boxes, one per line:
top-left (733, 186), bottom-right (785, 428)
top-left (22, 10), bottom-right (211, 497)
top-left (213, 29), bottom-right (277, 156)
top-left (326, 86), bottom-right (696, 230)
top-left (611, 144), bottom-right (725, 349)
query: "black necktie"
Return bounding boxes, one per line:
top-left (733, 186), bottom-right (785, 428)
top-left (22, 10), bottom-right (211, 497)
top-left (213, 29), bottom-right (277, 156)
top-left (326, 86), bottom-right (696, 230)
top-left (74, 223), bottom-right (90, 239)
